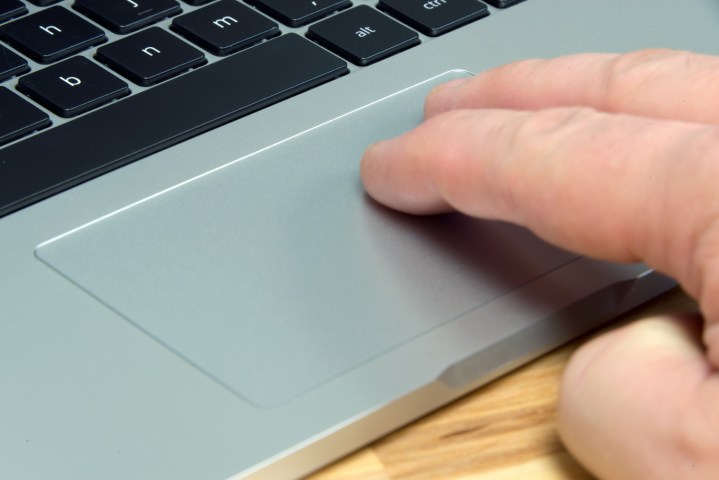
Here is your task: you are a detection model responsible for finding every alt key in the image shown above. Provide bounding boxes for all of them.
[307,5,419,66]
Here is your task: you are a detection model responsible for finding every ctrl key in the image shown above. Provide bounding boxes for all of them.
[0,87,51,147]
[379,0,489,37]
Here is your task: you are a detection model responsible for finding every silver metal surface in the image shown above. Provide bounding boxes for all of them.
[0,0,716,479]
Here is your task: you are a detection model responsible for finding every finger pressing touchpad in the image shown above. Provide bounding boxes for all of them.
[36,72,576,407]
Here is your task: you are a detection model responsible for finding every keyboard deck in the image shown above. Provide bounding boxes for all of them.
[0,0,523,218]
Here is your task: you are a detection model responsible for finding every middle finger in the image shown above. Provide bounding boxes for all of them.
[426,50,719,124]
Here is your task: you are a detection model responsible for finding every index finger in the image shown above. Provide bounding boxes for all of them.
[360,106,719,333]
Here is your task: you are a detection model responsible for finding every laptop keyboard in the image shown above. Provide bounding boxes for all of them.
[0,0,523,218]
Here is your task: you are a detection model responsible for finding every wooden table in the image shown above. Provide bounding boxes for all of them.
[308,288,697,480]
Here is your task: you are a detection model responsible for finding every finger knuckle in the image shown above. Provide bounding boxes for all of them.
[602,49,696,111]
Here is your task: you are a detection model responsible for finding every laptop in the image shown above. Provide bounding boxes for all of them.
[0,0,715,478]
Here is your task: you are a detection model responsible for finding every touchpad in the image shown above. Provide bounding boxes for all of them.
[36,72,576,406]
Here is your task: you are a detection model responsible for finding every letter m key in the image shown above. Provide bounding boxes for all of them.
[213,16,238,28]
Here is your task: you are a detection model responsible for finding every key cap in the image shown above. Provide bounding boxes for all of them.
[306,5,419,66]
[0,7,106,64]
[0,44,29,81]
[0,0,26,24]
[0,34,348,218]
[483,0,525,7]
[17,56,130,117]
[74,0,182,35]
[27,0,61,6]
[171,0,280,56]
[245,0,351,27]
[96,27,206,86]
[181,0,214,5]
[378,0,489,37]
[0,87,50,146]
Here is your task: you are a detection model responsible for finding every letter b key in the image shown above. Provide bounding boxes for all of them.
[17,57,129,118]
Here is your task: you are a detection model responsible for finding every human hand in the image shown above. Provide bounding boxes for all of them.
[360,50,719,479]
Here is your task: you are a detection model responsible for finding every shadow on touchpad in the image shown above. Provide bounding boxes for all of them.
[35,72,576,407]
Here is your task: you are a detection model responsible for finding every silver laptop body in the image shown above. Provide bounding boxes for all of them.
[1,0,716,478]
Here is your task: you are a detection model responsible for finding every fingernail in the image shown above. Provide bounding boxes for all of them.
[360,141,390,192]
[426,78,469,115]
[429,78,468,99]
[361,140,389,167]
[439,78,470,90]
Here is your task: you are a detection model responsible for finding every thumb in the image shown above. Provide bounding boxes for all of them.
[558,313,719,479]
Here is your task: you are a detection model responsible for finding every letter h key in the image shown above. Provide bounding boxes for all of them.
[0,6,106,64]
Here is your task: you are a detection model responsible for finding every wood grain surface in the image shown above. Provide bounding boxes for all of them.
[308,289,698,479]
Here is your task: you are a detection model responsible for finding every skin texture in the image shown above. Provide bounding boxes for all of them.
[360,50,719,479]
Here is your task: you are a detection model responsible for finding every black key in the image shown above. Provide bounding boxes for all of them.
[0,0,26,23]
[245,0,351,27]
[74,0,182,35]
[0,44,29,81]
[181,0,215,5]
[483,0,525,7]
[0,87,50,146]
[378,0,489,37]
[306,5,419,66]
[171,0,280,56]
[0,7,106,64]
[27,0,61,5]
[17,56,130,117]
[0,34,348,218]
[96,27,206,86]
